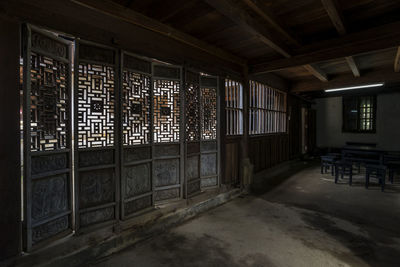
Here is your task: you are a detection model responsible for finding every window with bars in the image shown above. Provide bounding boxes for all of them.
[249,80,287,135]
[225,79,243,135]
[343,95,376,133]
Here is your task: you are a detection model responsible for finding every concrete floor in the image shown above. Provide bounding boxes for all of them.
[91,164,400,267]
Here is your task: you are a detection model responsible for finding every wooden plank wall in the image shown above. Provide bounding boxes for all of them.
[223,137,241,186]
[288,95,304,159]
[249,94,310,173]
[249,135,289,173]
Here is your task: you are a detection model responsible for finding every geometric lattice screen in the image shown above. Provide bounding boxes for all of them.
[201,86,217,140]
[122,70,151,145]
[22,25,219,250]
[185,71,200,142]
[30,52,69,151]
[153,79,180,143]
[77,63,115,148]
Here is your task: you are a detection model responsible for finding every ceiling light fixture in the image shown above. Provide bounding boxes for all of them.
[324,83,384,92]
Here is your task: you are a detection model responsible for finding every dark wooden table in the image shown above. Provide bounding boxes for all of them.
[342,145,384,165]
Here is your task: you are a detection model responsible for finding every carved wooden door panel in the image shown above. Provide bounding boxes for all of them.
[184,70,202,197]
[184,72,220,197]
[22,25,73,251]
[120,52,154,219]
[152,64,183,202]
[74,40,119,231]
[200,75,219,189]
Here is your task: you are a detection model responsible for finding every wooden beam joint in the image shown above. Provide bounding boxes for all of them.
[304,64,329,82]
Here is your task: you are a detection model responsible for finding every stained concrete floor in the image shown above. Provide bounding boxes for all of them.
[91,163,400,267]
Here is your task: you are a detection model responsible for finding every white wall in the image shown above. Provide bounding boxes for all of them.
[314,93,400,151]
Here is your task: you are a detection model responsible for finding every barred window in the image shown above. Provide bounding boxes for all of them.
[343,95,376,133]
[249,80,287,135]
[225,79,243,135]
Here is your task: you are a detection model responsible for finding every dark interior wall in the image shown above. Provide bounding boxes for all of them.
[0,0,242,77]
[0,16,21,260]
[314,93,400,151]
[288,95,304,159]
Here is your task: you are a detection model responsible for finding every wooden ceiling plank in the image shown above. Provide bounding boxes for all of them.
[250,21,400,74]
[71,0,246,66]
[394,47,400,72]
[203,0,291,58]
[304,64,329,82]
[240,0,300,46]
[345,56,360,77]
[291,69,397,92]
[321,0,346,35]
[321,0,362,78]
[158,0,197,22]
[240,0,329,82]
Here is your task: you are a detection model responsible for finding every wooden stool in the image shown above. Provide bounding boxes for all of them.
[321,155,337,176]
[335,160,353,185]
[365,164,387,192]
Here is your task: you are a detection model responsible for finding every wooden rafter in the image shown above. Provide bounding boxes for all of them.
[304,64,329,82]
[238,0,328,81]
[394,47,400,72]
[345,56,360,77]
[321,0,361,77]
[203,0,291,58]
[250,21,400,74]
[321,0,346,35]
[240,0,300,46]
[70,0,246,66]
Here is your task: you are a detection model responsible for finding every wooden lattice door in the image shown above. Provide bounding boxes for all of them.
[152,64,184,202]
[199,75,220,189]
[120,52,154,218]
[184,71,220,198]
[22,25,73,250]
[73,40,120,231]
[185,71,202,197]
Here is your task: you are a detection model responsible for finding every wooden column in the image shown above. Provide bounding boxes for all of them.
[219,76,227,185]
[0,16,21,261]
[241,67,250,159]
[240,66,252,189]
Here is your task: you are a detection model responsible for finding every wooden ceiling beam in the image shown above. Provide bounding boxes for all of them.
[203,0,291,58]
[321,0,346,35]
[158,0,197,22]
[394,47,400,72]
[291,69,398,92]
[345,56,360,77]
[250,21,400,74]
[321,0,361,78]
[240,0,300,46]
[70,0,246,66]
[304,64,329,82]
[239,0,330,82]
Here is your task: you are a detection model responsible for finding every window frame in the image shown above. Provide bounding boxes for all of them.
[342,95,377,133]
[249,80,287,136]
[225,79,244,136]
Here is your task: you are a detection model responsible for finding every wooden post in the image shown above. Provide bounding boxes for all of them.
[219,76,227,185]
[241,67,250,159]
[240,66,253,190]
[0,16,21,261]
